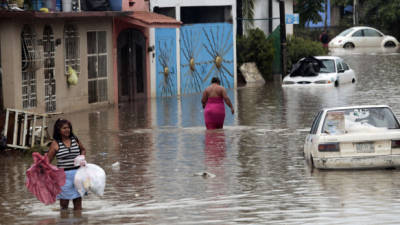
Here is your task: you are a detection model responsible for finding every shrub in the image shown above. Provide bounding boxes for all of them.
[237,28,275,81]
[286,35,328,71]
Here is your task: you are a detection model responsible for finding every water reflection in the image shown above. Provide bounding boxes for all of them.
[35,210,88,225]
[204,130,226,167]
[329,46,400,56]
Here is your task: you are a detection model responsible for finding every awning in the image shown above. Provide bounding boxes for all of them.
[121,11,182,28]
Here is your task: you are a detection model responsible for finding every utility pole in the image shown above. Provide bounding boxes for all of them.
[279,0,287,80]
[353,0,358,26]
[268,0,272,34]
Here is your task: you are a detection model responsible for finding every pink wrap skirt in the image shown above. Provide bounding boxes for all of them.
[204,97,225,129]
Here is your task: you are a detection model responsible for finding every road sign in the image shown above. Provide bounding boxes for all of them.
[285,14,299,24]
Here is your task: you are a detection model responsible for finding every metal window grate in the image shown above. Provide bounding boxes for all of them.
[87,31,107,103]
[21,25,37,109]
[43,25,56,112]
[64,24,80,76]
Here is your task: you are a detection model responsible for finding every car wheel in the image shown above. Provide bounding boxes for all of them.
[343,42,355,49]
[334,80,339,87]
[384,41,396,48]
[352,78,356,83]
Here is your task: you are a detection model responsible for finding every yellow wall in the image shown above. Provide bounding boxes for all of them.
[0,17,115,114]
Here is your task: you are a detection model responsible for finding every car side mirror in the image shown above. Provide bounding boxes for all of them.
[338,69,345,73]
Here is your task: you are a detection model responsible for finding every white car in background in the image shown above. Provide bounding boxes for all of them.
[329,26,399,49]
[282,56,356,87]
[304,105,400,169]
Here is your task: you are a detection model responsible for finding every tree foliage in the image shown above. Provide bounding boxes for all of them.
[237,28,274,81]
[286,35,328,70]
[296,0,324,26]
[360,0,400,38]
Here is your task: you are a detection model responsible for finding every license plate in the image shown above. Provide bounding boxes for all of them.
[355,143,375,153]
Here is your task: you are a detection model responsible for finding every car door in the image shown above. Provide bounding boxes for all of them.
[351,29,365,47]
[363,28,384,47]
[305,110,323,161]
[337,59,352,83]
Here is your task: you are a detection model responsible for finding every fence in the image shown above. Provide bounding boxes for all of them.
[2,108,48,150]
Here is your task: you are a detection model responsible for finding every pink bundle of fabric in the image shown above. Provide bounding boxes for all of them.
[26,152,66,205]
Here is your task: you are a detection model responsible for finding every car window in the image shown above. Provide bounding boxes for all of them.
[322,107,400,135]
[310,111,323,134]
[342,62,350,70]
[338,28,355,36]
[352,30,363,37]
[336,60,343,71]
[364,29,383,37]
[319,59,336,73]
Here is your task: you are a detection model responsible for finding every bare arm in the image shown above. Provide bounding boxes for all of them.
[221,87,234,114]
[47,140,58,163]
[201,89,208,109]
[78,140,86,156]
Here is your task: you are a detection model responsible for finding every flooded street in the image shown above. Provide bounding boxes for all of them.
[3,49,400,224]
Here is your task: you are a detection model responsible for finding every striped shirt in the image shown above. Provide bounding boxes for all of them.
[56,136,81,169]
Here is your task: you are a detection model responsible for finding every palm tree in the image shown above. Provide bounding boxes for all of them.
[237,0,255,36]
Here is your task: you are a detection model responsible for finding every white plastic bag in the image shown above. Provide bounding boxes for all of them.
[74,155,87,167]
[74,163,106,197]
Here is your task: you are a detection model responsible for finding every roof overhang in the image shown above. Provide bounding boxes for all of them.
[120,11,182,28]
[0,11,133,19]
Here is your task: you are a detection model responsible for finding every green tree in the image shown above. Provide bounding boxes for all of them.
[296,0,324,26]
[237,28,274,81]
[360,0,400,39]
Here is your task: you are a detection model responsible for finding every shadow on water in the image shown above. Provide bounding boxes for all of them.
[3,51,400,224]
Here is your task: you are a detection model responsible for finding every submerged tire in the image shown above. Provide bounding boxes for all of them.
[343,42,355,49]
[384,41,396,48]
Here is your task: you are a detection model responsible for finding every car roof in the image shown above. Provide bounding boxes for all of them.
[322,105,391,112]
[314,56,340,60]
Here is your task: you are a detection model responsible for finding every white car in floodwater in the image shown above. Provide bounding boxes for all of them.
[282,56,356,87]
[304,105,400,169]
[329,26,399,49]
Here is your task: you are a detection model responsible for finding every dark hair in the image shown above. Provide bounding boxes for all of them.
[211,77,220,84]
[53,118,76,141]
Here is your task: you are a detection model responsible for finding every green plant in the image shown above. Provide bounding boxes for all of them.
[236,28,275,81]
[286,35,328,70]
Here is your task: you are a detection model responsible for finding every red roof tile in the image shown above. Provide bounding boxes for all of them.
[125,11,182,27]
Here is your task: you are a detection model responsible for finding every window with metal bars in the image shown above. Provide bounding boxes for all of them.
[64,24,80,77]
[21,25,37,109]
[87,31,107,103]
[43,25,56,112]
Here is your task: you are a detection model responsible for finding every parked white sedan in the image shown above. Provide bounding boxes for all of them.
[282,56,356,87]
[329,26,399,49]
[304,105,400,169]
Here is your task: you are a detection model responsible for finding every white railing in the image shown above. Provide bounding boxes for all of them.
[2,108,48,149]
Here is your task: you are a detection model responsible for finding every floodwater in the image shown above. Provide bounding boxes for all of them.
[2,47,400,225]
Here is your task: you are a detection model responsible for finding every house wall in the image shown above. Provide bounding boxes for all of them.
[0,18,114,114]
[252,0,293,36]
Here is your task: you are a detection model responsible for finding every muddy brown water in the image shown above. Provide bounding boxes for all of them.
[2,48,400,224]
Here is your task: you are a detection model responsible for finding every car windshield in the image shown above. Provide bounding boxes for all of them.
[338,28,355,37]
[322,107,400,134]
[319,59,336,73]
